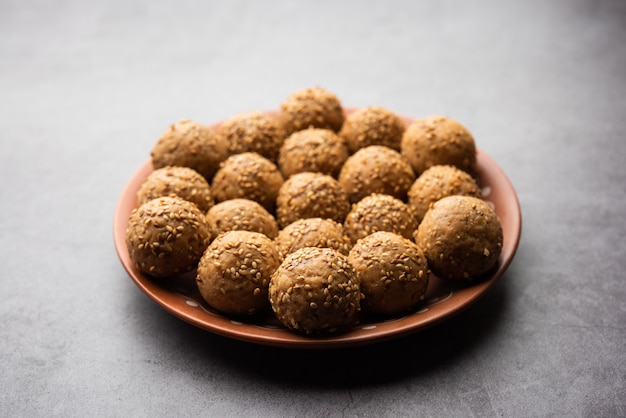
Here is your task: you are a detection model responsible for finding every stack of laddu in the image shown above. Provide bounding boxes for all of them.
[125,86,503,336]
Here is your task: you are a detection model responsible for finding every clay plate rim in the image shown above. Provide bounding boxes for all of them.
[113,110,522,349]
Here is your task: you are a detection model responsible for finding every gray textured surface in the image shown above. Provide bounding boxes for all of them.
[1,0,625,416]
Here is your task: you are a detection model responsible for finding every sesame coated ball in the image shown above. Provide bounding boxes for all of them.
[276,171,351,228]
[269,247,361,335]
[275,217,352,260]
[196,230,280,316]
[206,198,279,239]
[343,194,418,244]
[401,116,477,176]
[137,166,214,212]
[125,196,212,278]
[339,106,406,153]
[151,120,229,181]
[349,231,429,315]
[211,152,284,212]
[278,128,349,178]
[408,165,481,222]
[414,195,503,281]
[278,87,345,136]
[217,112,286,161]
[338,145,415,204]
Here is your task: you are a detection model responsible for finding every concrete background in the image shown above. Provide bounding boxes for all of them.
[1,0,625,416]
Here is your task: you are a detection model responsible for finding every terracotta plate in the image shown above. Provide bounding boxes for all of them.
[113,111,522,349]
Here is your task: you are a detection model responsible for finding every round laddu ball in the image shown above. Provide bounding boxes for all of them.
[151,120,229,181]
[401,116,477,176]
[211,152,284,212]
[349,231,429,316]
[269,247,361,335]
[275,217,352,260]
[278,128,349,178]
[206,198,279,239]
[217,112,286,161]
[343,194,418,244]
[338,145,415,204]
[408,165,481,222]
[125,196,212,278]
[278,86,345,136]
[414,195,503,281]
[137,166,214,212]
[276,172,351,228]
[196,230,280,316]
[339,106,406,153]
